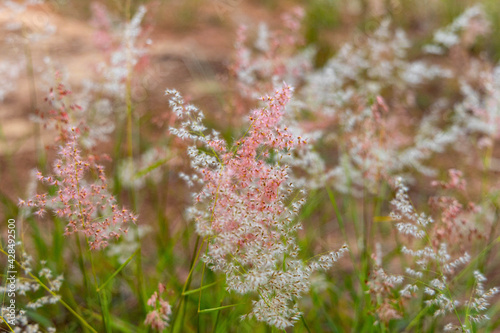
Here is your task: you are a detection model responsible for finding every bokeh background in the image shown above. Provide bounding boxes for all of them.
[2,0,500,332]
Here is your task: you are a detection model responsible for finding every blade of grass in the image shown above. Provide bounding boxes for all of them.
[198,303,244,313]
[87,309,138,332]
[0,315,15,332]
[182,281,219,296]
[326,187,349,245]
[134,158,169,179]
[326,187,359,275]
[171,235,202,332]
[25,216,48,259]
[212,297,224,333]
[97,247,140,292]
[301,314,312,333]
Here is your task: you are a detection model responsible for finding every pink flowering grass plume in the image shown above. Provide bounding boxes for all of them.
[23,3,154,150]
[33,76,119,150]
[19,129,137,250]
[431,169,466,191]
[429,169,485,245]
[294,20,457,193]
[34,78,84,145]
[145,283,172,331]
[88,3,151,100]
[369,176,498,330]
[168,83,348,329]
[232,7,313,99]
[90,2,114,52]
[424,4,490,55]
[367,266,404,325]
[48,2,153,149]
[450,59,500,155]
[231,9,498,195]
[367,243,404,325]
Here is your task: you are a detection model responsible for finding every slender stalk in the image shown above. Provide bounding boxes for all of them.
[481,142,493,197]
[182,281,219,296]
[326,188,360,276]
[125,56,134,159]
[125,0,134,160]
[198,303,243,313]
[181,237,206,328]
[171,236,202,331]
[75,234,90,295]
[198,248,209,312]
[361,185,371,277]
[97,247,140,292]
[480,206,500,270]
[22,27,44,168]
[301,314,312,333]
[74,154,111,332]
[123,0,146,313]
[0,315,15,332]
[87,243,111,333]
[212,298,223,332]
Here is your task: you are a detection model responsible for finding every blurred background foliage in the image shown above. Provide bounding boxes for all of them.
[48,0,500,63]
